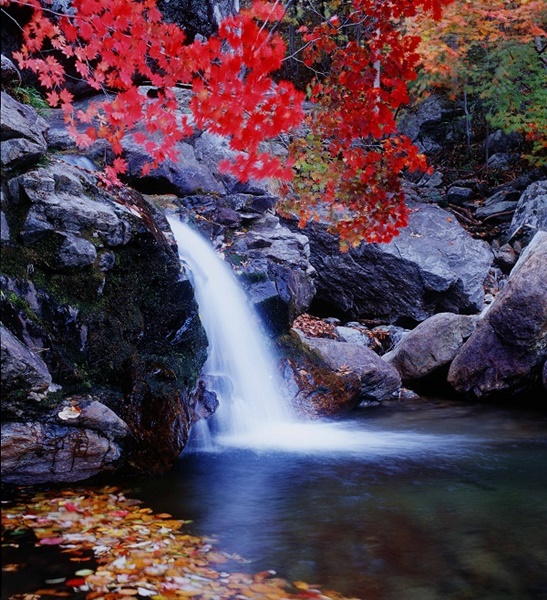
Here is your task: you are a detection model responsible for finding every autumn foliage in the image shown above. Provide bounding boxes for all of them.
[4,0,453,245]
[408,0,547,165]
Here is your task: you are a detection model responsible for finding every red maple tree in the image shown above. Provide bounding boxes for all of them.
[3,0,452,246]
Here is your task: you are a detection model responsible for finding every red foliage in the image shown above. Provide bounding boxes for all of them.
[11,0,303,184]
[279,0,452,247]
[7,0,452,246]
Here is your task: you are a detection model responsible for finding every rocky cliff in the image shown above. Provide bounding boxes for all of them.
[1,90,208,484]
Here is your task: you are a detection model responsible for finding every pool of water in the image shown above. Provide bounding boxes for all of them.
[129,399,547,600]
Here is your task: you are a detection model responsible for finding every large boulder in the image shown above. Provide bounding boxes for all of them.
[298,201,493,325]
[294,331,402,403]
[448,231,547,400]
[1,155,208,483]
[277,333,362,419]
[384,313,479,382]
[225,213,316,335]
[398,95,461,156]
[1,399,131,485]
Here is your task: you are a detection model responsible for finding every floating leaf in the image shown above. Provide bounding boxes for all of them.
[39,537,64,545]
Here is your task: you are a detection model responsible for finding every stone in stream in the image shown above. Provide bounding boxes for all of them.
[384,313,480,383]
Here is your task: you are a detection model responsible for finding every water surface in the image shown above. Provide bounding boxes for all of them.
[131,400,547,600]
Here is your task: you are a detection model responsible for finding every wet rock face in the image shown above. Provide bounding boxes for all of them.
[297,201,493,325]
[448,231,547,401]
[1,94,208,483]
[278,333,362,419]
[1,323,53,408]
[294,331,401,404]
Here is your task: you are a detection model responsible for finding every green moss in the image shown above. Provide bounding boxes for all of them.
[2,291,42,325]
[11,86,50,115]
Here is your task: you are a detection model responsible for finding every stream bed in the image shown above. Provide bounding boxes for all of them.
[130,399,547,600]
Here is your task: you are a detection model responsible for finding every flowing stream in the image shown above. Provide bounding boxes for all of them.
[162,217,547,599]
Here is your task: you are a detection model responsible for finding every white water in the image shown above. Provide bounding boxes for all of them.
[168,216,473,456]
[168,217,291,440]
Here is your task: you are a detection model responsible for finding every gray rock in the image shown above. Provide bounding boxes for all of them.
[371,325,409,354]
[476,189,521,220]
[448,231,547,400]
[2,156,208,481]
[77,399,131,439]
[447,186,474,206]
[334,325,373,347]
[280,356,362,419]
[487,152,518,170]
[492,242,517,272]
[508,180,547,241]
[1,421,124,485]
[299,201,493,324]
[1,210,10,242]
[0,91,48,171]
[1,54,21,88]
[58,233,98,267]
[398,95,457,155]
[193,131,271,195]
[384,313,479,382]
[543,361,547,390]
[124,137,226,196]
[227,214,316,331]
[14,163,132,246]
[296,332,401,402]
[483,129,523,155]
[1,323,53,406]
[157,0,239,40]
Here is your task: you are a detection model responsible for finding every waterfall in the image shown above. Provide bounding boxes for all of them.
[167,217,291,445]
[168,216,473,456]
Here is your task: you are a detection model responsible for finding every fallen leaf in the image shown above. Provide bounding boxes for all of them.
[39,537,64,545]
[57,406,81,420]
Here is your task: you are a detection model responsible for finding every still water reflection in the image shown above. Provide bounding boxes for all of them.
[131,400,547,600]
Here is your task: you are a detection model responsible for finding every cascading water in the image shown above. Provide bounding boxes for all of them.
[167,216,291,445]
[168,215,473,456]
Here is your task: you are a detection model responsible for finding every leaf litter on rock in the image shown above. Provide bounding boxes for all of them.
[2,487,361,600]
